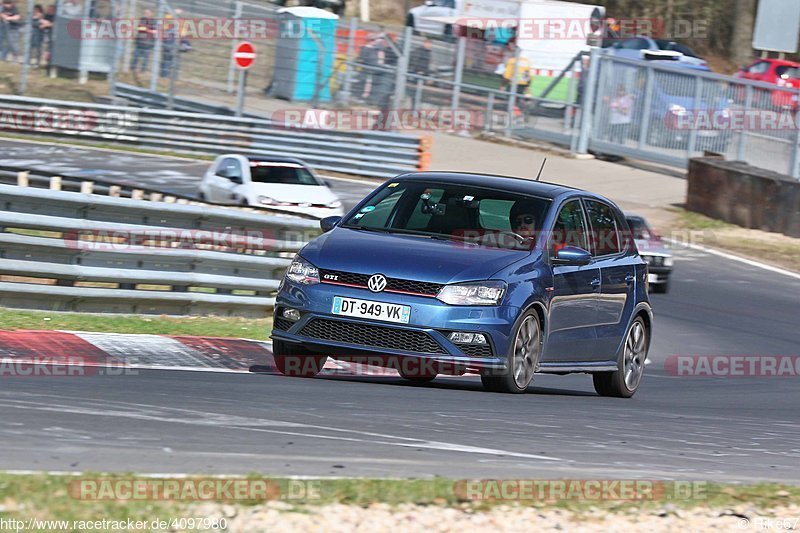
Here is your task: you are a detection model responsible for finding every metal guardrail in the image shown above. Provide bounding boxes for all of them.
[0,94,431,179]
[0,184,320,316]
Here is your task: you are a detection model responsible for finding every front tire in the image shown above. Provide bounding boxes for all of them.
[272,340,327,378]
[481,311,541,393]
[593,316,648,398]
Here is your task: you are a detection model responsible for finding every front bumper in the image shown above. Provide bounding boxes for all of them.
[272,281,521,371]
[647,266,672,284]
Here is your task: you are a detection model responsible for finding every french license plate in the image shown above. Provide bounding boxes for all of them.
[332,296,411,324]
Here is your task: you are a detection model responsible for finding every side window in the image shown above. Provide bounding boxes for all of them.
[621,38,649,50]
[584,200,621,255]
[478,199,514,231]
[217,158,242,180]
[549,200,589,256]
[747,61,770,75]
[351,190,403,228]
[406,188,445,230]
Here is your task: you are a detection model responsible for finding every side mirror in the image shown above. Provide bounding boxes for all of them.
[552,246,592,266]
[320,216,342,233]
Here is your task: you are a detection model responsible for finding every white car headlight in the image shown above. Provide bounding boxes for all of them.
[259,196,293,206]
[669,104,687,115]
[436,281,506,306]
[327,200,343,209]
[664,257,674,267]
[285,256,320,285]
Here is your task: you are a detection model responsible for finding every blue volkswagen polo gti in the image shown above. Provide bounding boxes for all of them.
[271,172,653,396]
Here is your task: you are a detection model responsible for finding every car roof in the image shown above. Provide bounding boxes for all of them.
[392,171,582,200]
[240,155,308,165]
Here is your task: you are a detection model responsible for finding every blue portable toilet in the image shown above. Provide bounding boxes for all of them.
[273,7,339,103]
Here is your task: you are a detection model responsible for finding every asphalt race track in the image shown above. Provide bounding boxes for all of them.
[1,140,799,482]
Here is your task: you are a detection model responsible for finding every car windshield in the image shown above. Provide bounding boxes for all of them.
[626,217,653,240]
[655,40,699,58]
[249,162,321,185]
[341,181,551,250]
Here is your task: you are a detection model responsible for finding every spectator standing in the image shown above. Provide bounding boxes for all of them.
[608,85,633,143]
[408,38,432,77]
[30,4,45,66]
[0,0,21,62]
[159,12,176,78]
[130,8,155,73]
[501,44,532,97]
[41,4,54,66]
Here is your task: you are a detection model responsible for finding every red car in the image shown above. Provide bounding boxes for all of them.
[735,58,800,109]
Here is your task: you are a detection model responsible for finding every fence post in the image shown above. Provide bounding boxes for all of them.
[226,1,243,93]
[108,0,126,98]
[413,78,423,111]
[484,91,495,133]
[339,17,358,104]
[505,45,522,138]
[736,84,752,161]
[451,36,466,111]
[19,0,34,94]
[123,0,137,73]
[637,66,654,150]
[393,26,413,112]
[790,113,800,179]
[149,0,165,92]
[577,47,601,154]
[686,77,703,157]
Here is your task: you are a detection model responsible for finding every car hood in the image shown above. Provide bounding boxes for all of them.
[635,238,671,256]
[300,227,530,284]
[246,183,339,204]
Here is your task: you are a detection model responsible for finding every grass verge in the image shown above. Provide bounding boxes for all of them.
[0,473,798,523]
[664,207,800,273]
[0,307,271,339]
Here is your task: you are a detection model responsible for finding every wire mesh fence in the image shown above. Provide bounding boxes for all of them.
[3,1,800,179]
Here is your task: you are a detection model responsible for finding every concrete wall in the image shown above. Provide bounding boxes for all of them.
[687,157,800,238]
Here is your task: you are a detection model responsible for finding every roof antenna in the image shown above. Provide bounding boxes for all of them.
[535,158,547,182]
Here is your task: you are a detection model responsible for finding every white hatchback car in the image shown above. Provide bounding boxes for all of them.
[199,155,344,218]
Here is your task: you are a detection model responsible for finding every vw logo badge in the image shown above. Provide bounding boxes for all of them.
[367,274,387,293]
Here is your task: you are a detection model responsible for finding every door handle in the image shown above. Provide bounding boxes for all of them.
[625,273,636,283]
[590,278,601,287]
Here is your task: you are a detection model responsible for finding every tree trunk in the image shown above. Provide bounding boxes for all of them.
[730,0,756,66]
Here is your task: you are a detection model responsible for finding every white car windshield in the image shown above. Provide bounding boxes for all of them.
[249,162,321,185]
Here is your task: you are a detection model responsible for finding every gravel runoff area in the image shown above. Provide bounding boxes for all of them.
[190,502,800,532]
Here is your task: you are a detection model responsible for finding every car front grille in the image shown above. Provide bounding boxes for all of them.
[273,317,295,332]
[458,344,495,358]
[320,270,443,297]
[299,318,447,354]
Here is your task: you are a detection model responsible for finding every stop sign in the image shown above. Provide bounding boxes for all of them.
[234,42,256,69]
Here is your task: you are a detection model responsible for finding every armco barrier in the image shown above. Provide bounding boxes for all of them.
[0,94,427,179]
[0,184,320,316]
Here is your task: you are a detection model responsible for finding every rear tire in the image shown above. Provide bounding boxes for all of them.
[481,311,541,394]
[272,340,327,378]
[593,316,648,398]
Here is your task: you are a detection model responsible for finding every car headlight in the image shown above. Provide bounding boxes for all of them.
[285,256,320,285]
[641,255,653,265]
[327,200,342,209]
[436,281,506,306]
[664,257,674,267]
[259,196,292,206]
[669,104,686,115]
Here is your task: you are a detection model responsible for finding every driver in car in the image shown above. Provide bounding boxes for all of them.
[510,200,539,246]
